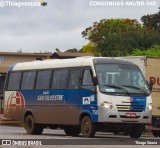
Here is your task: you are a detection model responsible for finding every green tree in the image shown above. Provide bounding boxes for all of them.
[65,48,79,52]
[141,11,160,32]
[82,19,160,57]
[80,42,98,55]
[55,48,61,52]
[129,45,160,57]
[55,48,79,53]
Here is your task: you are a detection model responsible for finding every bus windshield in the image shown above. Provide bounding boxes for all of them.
[95,63,150,96]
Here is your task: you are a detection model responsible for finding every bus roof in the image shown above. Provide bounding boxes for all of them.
[9,57,135,71]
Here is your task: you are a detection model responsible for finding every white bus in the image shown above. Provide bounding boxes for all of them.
[3,57,152,138]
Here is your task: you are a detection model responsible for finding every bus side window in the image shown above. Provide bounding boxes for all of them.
[35,70,52,90]
[68,70,80,89]
[82,70,93,86]
[82,69,95,91]
[51,69,68,89]
[21,71,37,90]
[7,72,22,90]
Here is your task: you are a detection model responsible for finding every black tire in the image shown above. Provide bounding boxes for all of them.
[81,116,96,138]
[64,126,80,136]
[35,124,44,135]
[152,130,160,137]
[128,125,143,138]
[25,115,43,135]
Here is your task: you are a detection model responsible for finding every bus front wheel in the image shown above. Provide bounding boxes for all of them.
[81,115,96,138]
[25,115,43,135]
[128,124,143,138]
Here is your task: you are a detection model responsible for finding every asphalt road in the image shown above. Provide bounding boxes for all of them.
[0,125,160,148]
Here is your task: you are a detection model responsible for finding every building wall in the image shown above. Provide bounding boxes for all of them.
[0,53,51,74]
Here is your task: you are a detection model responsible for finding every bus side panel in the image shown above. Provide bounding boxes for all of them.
[4,91,25,121]
[4,89,97,125]
[34,89,97,125]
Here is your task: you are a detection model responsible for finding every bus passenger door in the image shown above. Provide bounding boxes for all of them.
[80,69,98,123]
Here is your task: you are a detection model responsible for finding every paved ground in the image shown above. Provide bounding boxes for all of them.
[1,114,158,148]
[0,125,159,148]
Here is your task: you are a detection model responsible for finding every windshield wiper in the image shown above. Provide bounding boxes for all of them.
[122,85,148,95]
[102,85,130,95]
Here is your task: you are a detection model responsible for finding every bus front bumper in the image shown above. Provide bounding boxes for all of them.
[98,107,152,123]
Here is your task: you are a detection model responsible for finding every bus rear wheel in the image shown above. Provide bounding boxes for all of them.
[25,115,43,135]
[81,116,96,138]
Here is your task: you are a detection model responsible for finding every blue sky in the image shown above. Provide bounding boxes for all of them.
[0,0,159,53]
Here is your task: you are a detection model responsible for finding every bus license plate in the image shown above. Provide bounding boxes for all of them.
[126,112,136,117]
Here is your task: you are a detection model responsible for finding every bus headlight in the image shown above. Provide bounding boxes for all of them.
[101,101,114,109]
[147,103,152,111]
[109,104,113,109]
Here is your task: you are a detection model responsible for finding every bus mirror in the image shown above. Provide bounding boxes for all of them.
[92,76,98,86]
[146,80,154,91]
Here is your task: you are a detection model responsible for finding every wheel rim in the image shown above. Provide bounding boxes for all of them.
[82,117,91,135]
[27,118,32,129]
[25,116,33,133]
